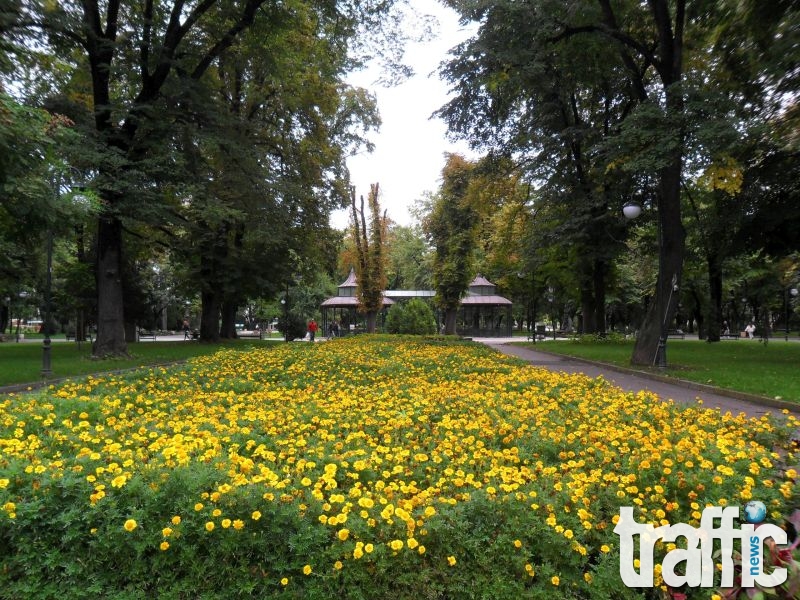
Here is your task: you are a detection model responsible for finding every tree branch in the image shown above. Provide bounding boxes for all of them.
[140,0,154,83]
[191,0,266,80]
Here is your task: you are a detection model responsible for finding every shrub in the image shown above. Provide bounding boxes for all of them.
[385,298,437,335]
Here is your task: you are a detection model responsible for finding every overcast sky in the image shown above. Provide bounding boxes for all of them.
[330,2,477,230]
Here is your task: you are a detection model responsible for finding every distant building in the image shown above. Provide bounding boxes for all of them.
[320,270,512,337]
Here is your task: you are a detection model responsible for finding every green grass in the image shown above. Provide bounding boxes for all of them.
[0,339,280,387]
[516,338,800,402]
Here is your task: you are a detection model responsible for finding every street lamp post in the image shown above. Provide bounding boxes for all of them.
[786,287,799,341]
[280,297,288,342]
[42,226,54,378]
[622,200,671,368]
[42,167,87,377]
[16,291,28,342]
[42,171,61,378]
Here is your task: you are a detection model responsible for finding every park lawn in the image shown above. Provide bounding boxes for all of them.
[516,339,800,402]
[0,339,278,387]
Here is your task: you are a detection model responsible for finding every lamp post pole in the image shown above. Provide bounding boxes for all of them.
[42,227,54,378]
[280,296,288,342]
[787,287,799,342]
[655,208,668,369]
[41,171,62,378]
[16,291,28,342]
[623,200,669,368]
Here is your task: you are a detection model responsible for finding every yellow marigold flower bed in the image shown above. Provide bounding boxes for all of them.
[0,336,796,599]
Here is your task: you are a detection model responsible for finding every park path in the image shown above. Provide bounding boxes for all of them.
[476,339,800,420]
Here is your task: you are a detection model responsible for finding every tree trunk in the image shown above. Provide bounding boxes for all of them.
[631,158,685,365]
[220,302,237,338]
[200,290,220,342]
[593,258,607,335]
[93,216,128,357]
[443,308,458,335]
[365,311,377,333]
[707,253,722,342]
[580,275,597,334]
[0,304,8,338]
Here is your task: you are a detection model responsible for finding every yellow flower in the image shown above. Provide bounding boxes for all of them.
[338,528,350,541]
[232,519,244,530]
[194,503,204,511]
[205,521,215,532]
[525,563,534,577]
[123,519,137,532]
[280,577,288,586]
[389,539,404,551]
[551,576,560,586]
[334,561,343,570]
[162,527,173,537]
[447,555,457,567]
[251,511,261,520]
[159,541,170,551]
[171,515,181,525]
[303,564,312,576]
[418,545,426,555]
[365,543,374,553]
[513,539,522,549]
[407,538,418,549]
[221,518,232,529]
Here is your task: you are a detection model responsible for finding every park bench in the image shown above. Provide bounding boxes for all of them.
[667,330,685,340]
[237,330,263,339]
[720,333,740,340]
[137,329,157,341]
[65,331,94,343]
[527,325,547,341]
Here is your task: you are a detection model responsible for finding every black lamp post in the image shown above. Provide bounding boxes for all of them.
[786,287,799,341]
[16,291,28,343]
[41,225,54,378]
[4,296,10,340]
[42,172,62,378]
[622,200,671,368]
[280,296,288,342]
[43,168,87,378]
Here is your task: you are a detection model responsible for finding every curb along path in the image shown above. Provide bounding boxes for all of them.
[480,341,800,421]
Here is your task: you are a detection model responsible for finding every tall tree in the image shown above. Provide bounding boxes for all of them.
[437,2,644,336]
[440,0,697,364]
[423,154,479,335]
[351,183,386,333]
[3,0,407,356]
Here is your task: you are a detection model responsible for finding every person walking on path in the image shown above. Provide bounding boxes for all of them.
[307,319,318,342]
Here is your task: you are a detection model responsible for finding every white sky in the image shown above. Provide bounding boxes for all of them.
[330,2,477,230]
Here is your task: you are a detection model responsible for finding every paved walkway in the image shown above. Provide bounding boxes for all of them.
[474,338,800,420]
